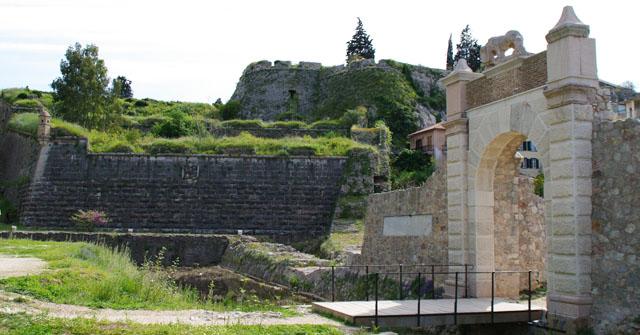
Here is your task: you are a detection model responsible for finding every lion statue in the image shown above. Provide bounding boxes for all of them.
[480,30,531,67]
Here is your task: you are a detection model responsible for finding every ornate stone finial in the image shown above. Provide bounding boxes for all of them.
[480,30,531,68]
[546,6,590,43]
[453,59,472,72]
[553,6,585,29]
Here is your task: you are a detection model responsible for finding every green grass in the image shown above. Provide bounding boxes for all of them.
[0,239,294,314]
[0,313,344,335]
[0,88,54,110]
[7,113,372,156]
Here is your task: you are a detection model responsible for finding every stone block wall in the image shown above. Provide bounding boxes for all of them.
[466,52,547,109]
[20,137,348,241]
[360,168,448,276]
[0,231,229,267]
[0,132,41,221]
[591,118,640,334]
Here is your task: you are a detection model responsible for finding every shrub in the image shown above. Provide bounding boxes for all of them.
[0,196,17,223]
[13,99,42,108]
[340,106,367,127]
[534,173,544,197]
[16,92,29,100]
[152,109,195,138]
[70,210,109,231]
[134,99,148,107]
[219,100,241,120]
[391,149,434,189]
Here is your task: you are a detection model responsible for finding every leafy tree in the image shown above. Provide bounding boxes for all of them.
[346,18,375,62]
[454,25,482,72]
[446,34,454,71]
[219,100,241,120]
[114,76,133,98]
[51,43,118,130]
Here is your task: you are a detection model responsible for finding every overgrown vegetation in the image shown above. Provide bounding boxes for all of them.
[7,113,373,156]
[391,149,435,189]
[0,239,294,314]
[534,173,544,197]
[0,313,343,335]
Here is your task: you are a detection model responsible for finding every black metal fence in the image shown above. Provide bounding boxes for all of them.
[318,264,538,328]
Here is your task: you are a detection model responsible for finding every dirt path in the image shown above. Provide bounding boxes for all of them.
[0,255,47,279]
[0,291,342,326]
[0,254,359,332]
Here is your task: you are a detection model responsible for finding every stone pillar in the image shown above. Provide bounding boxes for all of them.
[440,60,483,296]
[543,6,597,325]
[37,106,51,144]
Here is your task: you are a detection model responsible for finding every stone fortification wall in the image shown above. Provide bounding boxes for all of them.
[360,168,448,272]
[591,118,640,334]
[230,59,445,126]
[20,137,348,241]
[0,231,229,267]
[231,61,323,120]
[466,52,547,109]
[0,132,41,221]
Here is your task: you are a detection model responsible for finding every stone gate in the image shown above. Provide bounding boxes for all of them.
[442,6,596,325]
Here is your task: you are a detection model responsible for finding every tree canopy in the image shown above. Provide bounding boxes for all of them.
[114,76,133,98]
[51,43,119,130]
[454,25,482,72]
[346,18,375,62]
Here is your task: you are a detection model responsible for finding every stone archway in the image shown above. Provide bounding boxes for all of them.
[441,6,597,324]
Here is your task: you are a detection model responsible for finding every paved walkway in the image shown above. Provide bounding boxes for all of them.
[0,255,46,279]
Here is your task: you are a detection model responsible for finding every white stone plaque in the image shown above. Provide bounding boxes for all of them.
[383,215,432,236]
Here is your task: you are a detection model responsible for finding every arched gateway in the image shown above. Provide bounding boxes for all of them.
[442,6,596,324]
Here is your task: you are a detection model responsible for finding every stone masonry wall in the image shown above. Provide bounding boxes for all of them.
[591,118,640,334]
[0,231,229,267]
[466,52,547,109]
[20,137,347,241]
[493,139,546,297]
[0,132,41,221]
[360,167,448,279]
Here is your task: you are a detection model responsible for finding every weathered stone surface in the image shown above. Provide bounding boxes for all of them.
[591,118,640,334]
[0,132,40,220]
[0,231,229,266]
[230,60,444,122]
[466,52,547,109]
[19,138,348,240]
[360,168,448,271]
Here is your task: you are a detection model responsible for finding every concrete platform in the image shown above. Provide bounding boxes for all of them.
[313,298,544,327]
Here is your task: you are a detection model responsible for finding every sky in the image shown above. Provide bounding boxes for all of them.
[0,0,638,103]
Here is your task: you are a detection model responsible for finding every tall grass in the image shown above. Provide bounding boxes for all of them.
[0,239,293,313]
[6,113,372,156]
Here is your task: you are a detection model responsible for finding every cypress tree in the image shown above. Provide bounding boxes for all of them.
[446,34,454,71]
[346,18,376,62]
[454,25,482,72]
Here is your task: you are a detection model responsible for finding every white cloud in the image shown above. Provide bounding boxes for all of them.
[0,0,637,101]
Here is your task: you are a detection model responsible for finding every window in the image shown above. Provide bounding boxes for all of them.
[427,136,432,147]
[531,158,540,169]
[415,139,423,149]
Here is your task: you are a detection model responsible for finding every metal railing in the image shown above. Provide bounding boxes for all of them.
[318,263,472,302]
[321,266,538,328]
